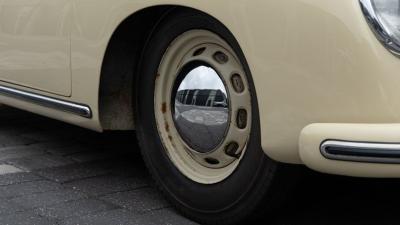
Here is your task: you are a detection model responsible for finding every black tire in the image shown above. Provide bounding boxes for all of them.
[135,8,295,225]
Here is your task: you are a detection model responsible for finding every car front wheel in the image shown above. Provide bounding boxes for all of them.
[136,9,295,225]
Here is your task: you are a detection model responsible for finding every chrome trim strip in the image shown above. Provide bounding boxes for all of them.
[321,140,400,164]
[359,0,400,56]
[0,85,92,118]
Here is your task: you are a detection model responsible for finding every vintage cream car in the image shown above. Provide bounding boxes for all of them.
[0,0,398,224]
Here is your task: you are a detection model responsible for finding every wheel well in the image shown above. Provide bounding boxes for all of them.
[99,5,175,130]
[98,6,235,131]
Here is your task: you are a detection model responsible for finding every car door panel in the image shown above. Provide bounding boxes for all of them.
[0,0,71,96]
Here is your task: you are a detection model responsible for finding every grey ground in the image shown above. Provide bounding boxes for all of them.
[0,104,398,225]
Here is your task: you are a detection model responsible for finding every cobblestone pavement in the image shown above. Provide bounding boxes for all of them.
[0,104,400,225]
[0,105,198,225]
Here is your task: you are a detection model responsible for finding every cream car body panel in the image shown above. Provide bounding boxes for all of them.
[0,0,72,96]
[0,0,400,176]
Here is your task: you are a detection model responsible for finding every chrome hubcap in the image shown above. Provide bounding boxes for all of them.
[173,62,229,153]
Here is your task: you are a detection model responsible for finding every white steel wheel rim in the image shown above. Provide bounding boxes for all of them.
[154,30,252,184]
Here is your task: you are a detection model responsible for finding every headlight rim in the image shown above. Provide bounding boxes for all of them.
[360,0,400,56]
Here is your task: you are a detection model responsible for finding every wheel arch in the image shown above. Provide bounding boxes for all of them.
[98,5,174,130]
[97,4,248,131]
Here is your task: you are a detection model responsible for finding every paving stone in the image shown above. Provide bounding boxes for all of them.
[103,157,148,178]
[100,187,170,214]
[35,198,118,220]
[20,130,69,142]
[0,211,58,225]
[0,180,62,199]
[31,141,79,153]
[0,134,37,148]
[0,164,24,174]
[61,208,199,225]
[61,209,139,225]
[0,172,42,186]
[35,162,112,183]
[67,151,111,163]
[0,145,46,161]
[64,175,149,196]
[0,199,28,215]
[44,145,92,156]
[0,124,36,136]
[76,132,138,150]
[10,189,87,209]
[6,154,76,171]
[0,106,198,225]
[135,208,199,225]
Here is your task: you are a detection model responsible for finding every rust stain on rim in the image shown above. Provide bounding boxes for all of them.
[165,122,170,132]
[161,102,167,114]
[168,135,176,148]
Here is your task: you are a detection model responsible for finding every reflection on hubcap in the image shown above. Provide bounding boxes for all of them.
[173,63,229,153]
